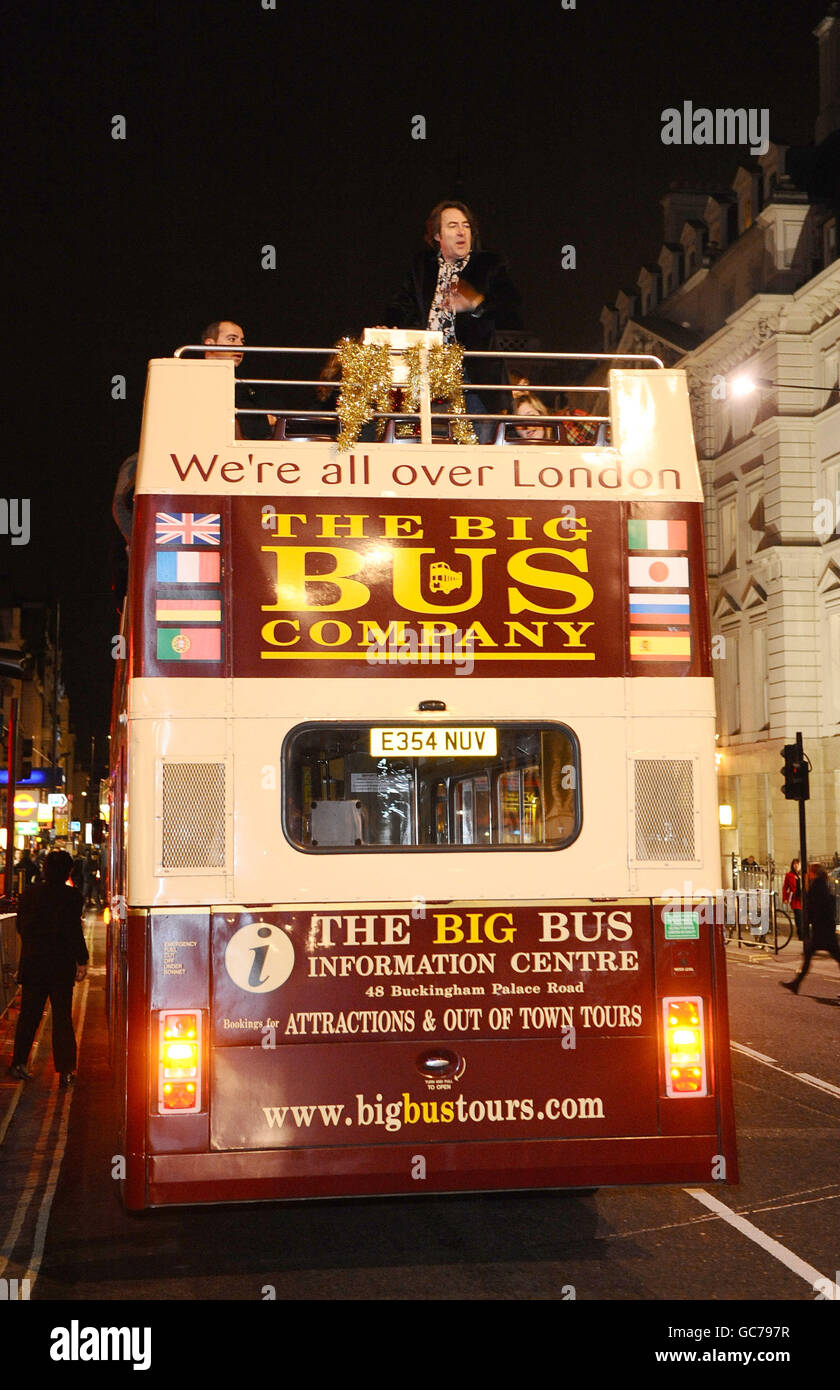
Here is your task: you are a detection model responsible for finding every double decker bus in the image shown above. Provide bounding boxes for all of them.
[107,341,737,1208]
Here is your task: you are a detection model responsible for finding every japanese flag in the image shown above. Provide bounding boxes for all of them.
[628,556,689,588]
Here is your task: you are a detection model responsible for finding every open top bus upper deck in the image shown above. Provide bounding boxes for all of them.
[134,344,703,504]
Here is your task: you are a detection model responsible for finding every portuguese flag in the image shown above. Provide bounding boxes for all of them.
[156,628,221,662]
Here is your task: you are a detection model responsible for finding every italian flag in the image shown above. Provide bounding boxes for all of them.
[627,519,687,551]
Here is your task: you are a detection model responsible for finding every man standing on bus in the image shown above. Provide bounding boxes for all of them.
[385,202,523,442]
[202,320,276,440]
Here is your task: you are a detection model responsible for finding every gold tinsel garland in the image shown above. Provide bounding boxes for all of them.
[400,342,477,445]
[335,340,393,452]
[335,338,477,449]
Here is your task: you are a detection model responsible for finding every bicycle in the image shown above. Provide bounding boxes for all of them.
[723,892,794,952]
[774,904,795,951]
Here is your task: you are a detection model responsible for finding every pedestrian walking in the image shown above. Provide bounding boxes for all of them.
[13,847,39,890]
[6,850,88,1087]
[782,858,803,940]
[83,850,101,909]
[781,863,840,995]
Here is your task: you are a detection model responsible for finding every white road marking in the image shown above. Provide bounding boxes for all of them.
[731,1042,776,1064]
[795,1072,840,1099]
[21,979,90,1289]
[685,1188,840,1299]
[0,1081,62,1275]
[732,1041,840,1098]
[0,923,94,1282]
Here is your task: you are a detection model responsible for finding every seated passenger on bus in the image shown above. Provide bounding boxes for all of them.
[555,391,600,445]
[385,201,523,443]
[202,320,276,440]
[513,392,554,442]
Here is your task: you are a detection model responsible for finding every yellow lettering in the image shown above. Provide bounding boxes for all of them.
[506,516,533,541]
[261,546,370,611]
[381,515,423,539]
[310,620,353,646]
[392,548,494,614]
[268,513,307,538]
[316,514,368,539]
[504,621,546,648]
[484,912,515,943]
[553,620,594,646]
[260,619,301,647]
[433,914,463,944]
[507,548,593,616]
[361,620,408,645]
[450,515,495,540]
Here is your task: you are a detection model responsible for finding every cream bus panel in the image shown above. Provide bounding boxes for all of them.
[126,677,720,907]
[134,359,704,504]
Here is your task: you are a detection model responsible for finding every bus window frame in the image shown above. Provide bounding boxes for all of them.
[281,720,582,854]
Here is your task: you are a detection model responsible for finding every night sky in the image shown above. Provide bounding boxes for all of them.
[4,0,831,768]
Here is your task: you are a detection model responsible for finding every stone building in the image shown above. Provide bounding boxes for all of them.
[598,8,840,878]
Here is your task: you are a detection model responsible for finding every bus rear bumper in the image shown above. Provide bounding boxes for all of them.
[146,1135,738,1207]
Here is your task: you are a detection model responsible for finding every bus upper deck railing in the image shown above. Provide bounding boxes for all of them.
[172,345,666,443]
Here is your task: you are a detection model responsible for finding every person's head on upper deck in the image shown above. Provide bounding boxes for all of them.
[203,320,245,367]
[425,201,480,262]
[514,393,551,441]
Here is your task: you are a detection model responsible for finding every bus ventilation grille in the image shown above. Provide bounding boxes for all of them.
[161,762,226,868]
[633,759,695,861]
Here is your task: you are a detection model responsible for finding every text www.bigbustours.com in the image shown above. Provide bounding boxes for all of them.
[262,1093,606,1132]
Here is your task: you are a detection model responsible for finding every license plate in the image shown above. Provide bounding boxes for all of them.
[370,727,498,757]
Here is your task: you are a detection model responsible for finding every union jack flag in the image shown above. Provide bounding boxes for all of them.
[155,512,221,546]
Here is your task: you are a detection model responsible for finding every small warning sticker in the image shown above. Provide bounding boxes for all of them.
[663,909,700,940]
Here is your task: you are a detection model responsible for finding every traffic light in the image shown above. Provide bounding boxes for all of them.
[781,743,810,801]
[20,737,34,780]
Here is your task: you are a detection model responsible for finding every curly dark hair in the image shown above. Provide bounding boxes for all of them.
[424,200,481,250]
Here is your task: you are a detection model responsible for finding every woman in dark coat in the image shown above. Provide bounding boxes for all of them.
[7,850,88,1087]
[782,863,840,994]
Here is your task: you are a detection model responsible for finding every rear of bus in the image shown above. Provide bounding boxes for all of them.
[108,348,737,1208]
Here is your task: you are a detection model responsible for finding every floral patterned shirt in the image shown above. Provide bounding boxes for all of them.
[427,252,471,343]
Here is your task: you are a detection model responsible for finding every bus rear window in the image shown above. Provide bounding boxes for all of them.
[283,724,580,851]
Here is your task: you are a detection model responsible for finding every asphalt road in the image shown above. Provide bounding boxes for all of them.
[1,915,837,1360]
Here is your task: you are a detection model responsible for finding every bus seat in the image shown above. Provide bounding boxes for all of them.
[272,416,337,442]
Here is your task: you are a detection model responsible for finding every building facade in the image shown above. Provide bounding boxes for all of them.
[599,8,840,877]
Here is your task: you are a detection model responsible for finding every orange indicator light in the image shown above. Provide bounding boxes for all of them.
[662,997,708,1098]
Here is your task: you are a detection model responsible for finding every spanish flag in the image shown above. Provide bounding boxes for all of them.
[630,633,691,661]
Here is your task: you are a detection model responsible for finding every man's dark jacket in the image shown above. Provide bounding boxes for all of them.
[16,882,89,985]
[386,248,523,384]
